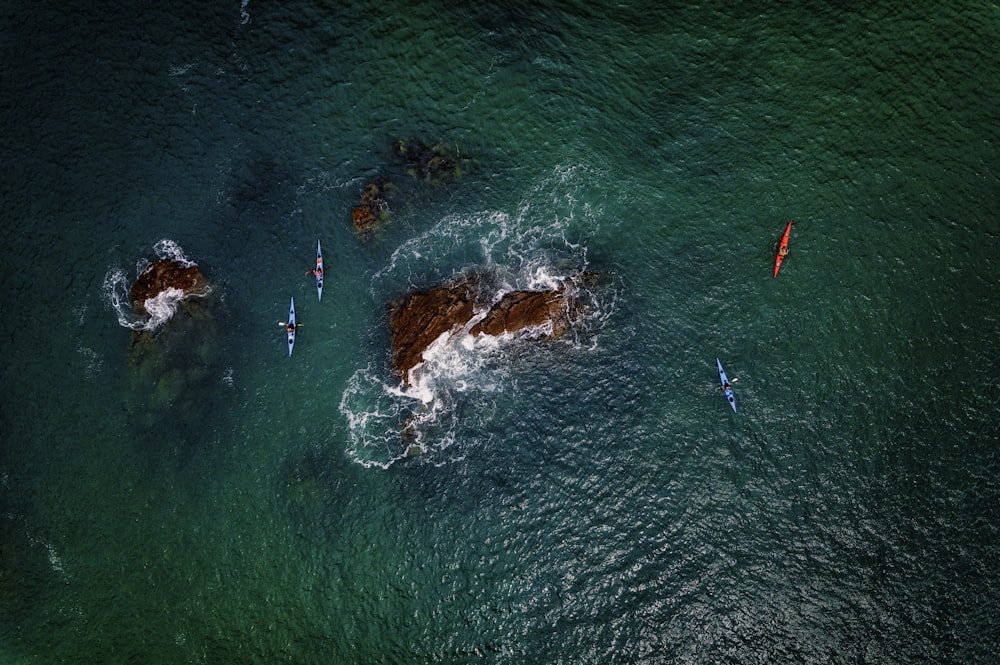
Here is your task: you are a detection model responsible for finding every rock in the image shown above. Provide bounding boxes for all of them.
[469,286,575,338]
[352,179,392,232]
[389,276,477,382]
[129,258,208,317]
[394,139,463,185]
[360,180,387,207]
[352,205,378,231]
[388,273,589,385]
[351,140,464,235]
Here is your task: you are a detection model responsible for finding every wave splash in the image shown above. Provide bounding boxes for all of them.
[341,164,613,468]
[102,239,206,333]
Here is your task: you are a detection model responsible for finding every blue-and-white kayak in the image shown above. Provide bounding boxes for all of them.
[717,358,736,412]
[287,297,296,357]
[315,239,324,302]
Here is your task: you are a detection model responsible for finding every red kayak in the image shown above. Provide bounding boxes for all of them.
[773,220,792,277]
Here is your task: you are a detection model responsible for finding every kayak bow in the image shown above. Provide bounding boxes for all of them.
[773,220,792,278]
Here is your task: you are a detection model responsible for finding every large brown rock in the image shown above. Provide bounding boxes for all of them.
[469,286,574,338]
[129,258,208,316]
[389,277,477,383]
[388,274,586,385]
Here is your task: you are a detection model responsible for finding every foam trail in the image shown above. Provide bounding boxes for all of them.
[153,238,196,266]
[103,268,148,331]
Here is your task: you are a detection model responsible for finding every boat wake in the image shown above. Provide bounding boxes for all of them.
[102,239,206,333]
[340,164,614,468]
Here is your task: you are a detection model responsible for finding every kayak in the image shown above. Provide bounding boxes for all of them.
[773,220,792,278]
[717,358,736,412]
[314,239,324,302]
[287,297,296,357]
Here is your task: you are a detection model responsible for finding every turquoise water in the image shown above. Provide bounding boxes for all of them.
[2,1,998,662]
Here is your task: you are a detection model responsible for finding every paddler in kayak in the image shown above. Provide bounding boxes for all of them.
[278,320,299,333]
[306,266,323,279]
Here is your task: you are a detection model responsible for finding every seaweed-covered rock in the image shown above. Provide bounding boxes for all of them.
[351,205,377,231]
[126,255,213,368]
[394,139,463,186]
[350,140,466,235]
[352,179,392,232]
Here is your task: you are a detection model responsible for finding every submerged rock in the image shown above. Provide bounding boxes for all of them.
[388,272,590,385]
[351,139,466,235]
[393,139,463,186]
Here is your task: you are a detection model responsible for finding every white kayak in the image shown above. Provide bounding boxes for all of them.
[286,297,296,357]
[314,239,324,302]
[717,358,736,412]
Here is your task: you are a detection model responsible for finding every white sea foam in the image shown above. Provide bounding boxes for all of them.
[405,327,504,404]
[103,268,145,330]
[27,532,68,579]
[46,542,65,575]
[340,366,421,470]
[340,316,517,468]
[142,287,191,329]
[239,0,250,25]
[153,238,196,267]
[168,63,195,77]
[76,346,104,378]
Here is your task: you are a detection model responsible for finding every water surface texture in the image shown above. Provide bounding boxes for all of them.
[2,2,998,663]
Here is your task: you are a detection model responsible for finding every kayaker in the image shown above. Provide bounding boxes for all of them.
[278,321,298,332]
[778,245,788,257]
[718,380,732,391]
[306,267,323,278]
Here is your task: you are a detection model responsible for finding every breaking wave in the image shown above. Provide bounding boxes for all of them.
[341,163,615,468]
[102,239,206,333]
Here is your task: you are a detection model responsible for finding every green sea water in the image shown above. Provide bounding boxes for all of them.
[2,1,998,663]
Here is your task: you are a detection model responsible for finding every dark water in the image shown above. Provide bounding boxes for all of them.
[2,1,998,663]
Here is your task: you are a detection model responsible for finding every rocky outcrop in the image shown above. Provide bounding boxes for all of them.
[389,273,588,385]
[129,258,208,316]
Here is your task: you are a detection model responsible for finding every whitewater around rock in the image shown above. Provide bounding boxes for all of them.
[389,271,595,387]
